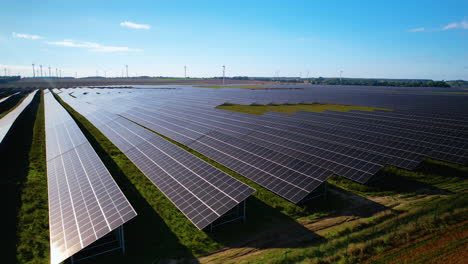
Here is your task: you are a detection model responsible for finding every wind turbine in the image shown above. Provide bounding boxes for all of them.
[48,66,51,77]
[125,65,128,78]
[40,65,43,77]
[32,64,35,78]
[222,65,226,86]
[184,65,187,79]
[56,68,58,78]
[339,70,343,83]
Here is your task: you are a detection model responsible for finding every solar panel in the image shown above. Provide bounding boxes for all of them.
[44,92,137,264]
[0,90,37,144]
[0,91,20,104]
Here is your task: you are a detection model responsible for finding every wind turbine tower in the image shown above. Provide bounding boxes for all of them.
[339,70,343,83]
[32,64,36,78]
[40,65,43,77]
[48,66,51,77]
[184,65,187,79]
[126,65,128,78]
[56,68,58,78]
[222,65,226,86]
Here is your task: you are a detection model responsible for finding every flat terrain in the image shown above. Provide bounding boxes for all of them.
[3,85,467,264]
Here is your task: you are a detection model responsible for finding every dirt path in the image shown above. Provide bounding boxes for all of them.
[198,189,420,264]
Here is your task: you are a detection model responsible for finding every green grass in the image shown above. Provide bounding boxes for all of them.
[15,92,50,264]
[216,103,392,115]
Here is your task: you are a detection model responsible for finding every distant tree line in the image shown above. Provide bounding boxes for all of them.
[229,76,451,87]
[446,80,468,88]
[0,76,21,83]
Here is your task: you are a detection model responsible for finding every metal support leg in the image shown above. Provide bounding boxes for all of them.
[243,200,247,223]
[120,225,126,256]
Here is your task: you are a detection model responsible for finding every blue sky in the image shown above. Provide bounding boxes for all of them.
[1,0,467,80]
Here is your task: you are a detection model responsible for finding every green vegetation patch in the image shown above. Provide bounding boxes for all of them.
[14,92,50,263]
[196,85,268,89]
[216,102,391,115]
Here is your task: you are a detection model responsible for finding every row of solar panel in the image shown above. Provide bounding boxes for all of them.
[0,90,37,144]
[44,92,137,264]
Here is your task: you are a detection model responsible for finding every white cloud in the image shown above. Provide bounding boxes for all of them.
[442,20,468,30]
[408,27,425,32]
[296,38,305,41]
[12,32,42,39]
[120,21,151,30]
[46,40,142,52]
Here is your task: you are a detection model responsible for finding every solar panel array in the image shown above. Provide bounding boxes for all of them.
[44,91,137,264]
[0,90,37,144]
[57,86,468,207]
[57,93,255,229]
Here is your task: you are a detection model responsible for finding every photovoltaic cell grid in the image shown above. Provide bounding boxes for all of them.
[0,90,37,144]
[44,91,137,264]
[57,93,255,229]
